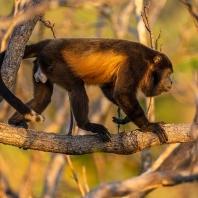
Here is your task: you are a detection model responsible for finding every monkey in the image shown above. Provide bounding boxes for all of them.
[0,38,173,143]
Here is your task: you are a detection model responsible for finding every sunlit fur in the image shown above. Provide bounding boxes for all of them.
[62,50,127,85]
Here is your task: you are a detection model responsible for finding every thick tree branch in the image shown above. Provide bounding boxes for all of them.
[0,123,194,155]
[1,0,45,89]
[84,168,198,198]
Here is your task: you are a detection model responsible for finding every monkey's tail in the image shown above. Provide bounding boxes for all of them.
[0,49,44,123]
[23,39,51,58]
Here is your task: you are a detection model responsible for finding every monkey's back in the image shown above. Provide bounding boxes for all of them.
[35,38,160,85]
[57,38,130,85]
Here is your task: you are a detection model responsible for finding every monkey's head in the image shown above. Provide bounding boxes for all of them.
[141,53,173,97]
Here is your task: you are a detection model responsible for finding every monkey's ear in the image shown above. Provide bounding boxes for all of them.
[153,55,162,64]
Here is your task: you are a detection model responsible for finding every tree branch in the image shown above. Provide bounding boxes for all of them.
[1,0,45,89]
[0,123,194,155]
[84,168,198,198]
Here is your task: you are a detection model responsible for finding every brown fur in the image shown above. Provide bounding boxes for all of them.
[62,50,127,85]
[0,38,173,143]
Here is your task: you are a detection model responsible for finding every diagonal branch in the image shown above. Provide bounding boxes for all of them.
[84,168,198,198]
[0,123,194,155]
[1,0,46,89]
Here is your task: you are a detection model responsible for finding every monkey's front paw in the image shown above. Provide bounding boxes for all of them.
[141,122,168,143]
[112,116,130,125]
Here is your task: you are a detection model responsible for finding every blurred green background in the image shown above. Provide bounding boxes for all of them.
[0,0,197,197]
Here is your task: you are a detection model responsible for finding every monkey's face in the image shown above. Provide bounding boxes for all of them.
[148,68,173,97]
[142,55,173,97]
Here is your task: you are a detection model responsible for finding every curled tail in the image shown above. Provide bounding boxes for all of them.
[0,40,51,124]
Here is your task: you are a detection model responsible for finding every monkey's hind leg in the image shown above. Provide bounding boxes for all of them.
[8,64,53,127]
[69,83,112,142]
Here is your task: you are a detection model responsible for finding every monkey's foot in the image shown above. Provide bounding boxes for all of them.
[112,116,130,125]
[8,119,28,129]
[8,110,44,129]
[84,122,112,142]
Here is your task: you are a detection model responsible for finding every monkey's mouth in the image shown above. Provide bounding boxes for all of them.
[164,85,172,92]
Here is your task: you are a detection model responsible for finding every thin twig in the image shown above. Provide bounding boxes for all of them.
[66,155,85,196]
[179,0,198,30]
[155,28,163,51]
[141,1,154,48]
[39,15,57,38]
[146,97,152,118]
[82,165,90,193]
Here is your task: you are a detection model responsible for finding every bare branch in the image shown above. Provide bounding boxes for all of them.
[148,143,180,172]
[0,2,49,29]
[42,153,66,198]
[179,0,198,30]
[1,0,45,89]
[82,166,90,193]
[155,28,163,51]
[141,1,155,48]
[0,123,194,155]
[85,168,198,198]
[66,155,85,196]
[39,15,57,38]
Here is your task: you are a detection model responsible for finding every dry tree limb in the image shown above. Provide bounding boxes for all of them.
[1,0,46,89]
[84,167,198,198]
[0,123,194,155]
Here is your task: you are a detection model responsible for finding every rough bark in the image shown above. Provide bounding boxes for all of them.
[0,123,194,155]
[1,0,44,89]
[84,168,198,198]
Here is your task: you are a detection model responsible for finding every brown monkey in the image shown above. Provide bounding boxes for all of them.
[0,38,173,142]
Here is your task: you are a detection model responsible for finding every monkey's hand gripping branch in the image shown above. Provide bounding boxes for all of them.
[113,116,167,143]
